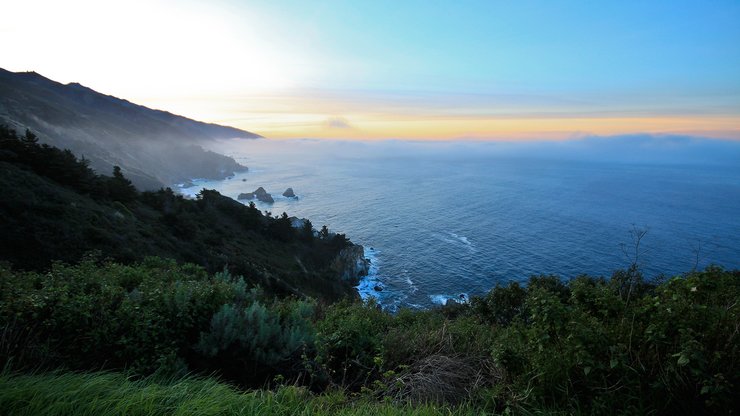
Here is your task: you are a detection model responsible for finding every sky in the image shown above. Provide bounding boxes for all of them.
[2,0,740,140]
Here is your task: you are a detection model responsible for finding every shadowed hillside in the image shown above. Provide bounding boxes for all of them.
[0,68,261,189]
[0,125,355,302]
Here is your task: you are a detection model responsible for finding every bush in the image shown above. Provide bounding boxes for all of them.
[486,267,740,414]
[0,258,236,375]
[196,296,317,384]
[315,300,391,389]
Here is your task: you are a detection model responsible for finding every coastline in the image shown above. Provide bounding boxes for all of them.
[354,247,382,303]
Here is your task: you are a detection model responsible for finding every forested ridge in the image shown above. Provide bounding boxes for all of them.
[0,124,355,301]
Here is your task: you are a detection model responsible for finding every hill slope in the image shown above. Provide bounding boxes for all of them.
[0,125,356,302]
[0,68,261,189]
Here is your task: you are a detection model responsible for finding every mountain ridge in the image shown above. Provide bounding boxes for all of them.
[0,68,261,189]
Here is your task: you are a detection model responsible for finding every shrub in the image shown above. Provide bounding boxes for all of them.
[195,297,317,384]
[314,300,391,389]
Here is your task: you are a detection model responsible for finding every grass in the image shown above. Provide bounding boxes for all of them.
[0,371,492,416]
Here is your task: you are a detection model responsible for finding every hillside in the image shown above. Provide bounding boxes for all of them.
[0,68,261,189]
[0,125,356,301]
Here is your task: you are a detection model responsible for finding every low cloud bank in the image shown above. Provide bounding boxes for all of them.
[215,134,740,166]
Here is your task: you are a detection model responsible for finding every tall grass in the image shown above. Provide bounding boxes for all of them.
[0,371,489,416]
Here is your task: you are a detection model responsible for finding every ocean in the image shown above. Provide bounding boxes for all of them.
[181,138,740,311]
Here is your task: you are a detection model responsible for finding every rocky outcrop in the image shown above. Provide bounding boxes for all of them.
[289,216,308,229]
[237,192,254,200]
[331,245,370,284]
[282,187,296,198]
[249,187,274,203]
[258,193,274,203]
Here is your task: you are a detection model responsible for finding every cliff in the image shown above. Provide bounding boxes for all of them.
[331,245,371,284]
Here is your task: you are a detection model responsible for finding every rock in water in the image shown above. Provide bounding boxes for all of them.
[282,187,296,198]
[251,187,274,203]
[237,192,254,200]
[258,193,274,203]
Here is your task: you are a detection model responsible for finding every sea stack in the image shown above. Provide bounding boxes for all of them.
[253,187,274,203]
[282,188,296,198]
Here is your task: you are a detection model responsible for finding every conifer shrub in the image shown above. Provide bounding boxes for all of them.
[195,295,317,384]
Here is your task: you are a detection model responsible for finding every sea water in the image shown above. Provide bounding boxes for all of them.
[180,138,740,311]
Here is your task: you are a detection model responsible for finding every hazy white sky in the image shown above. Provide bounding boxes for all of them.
[3,0,740,140]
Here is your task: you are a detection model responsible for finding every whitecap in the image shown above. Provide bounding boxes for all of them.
[428,293,469,306]
[449,232,476,252]
[431,231,476,253]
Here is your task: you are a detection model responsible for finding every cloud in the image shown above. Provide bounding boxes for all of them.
[324,116,353,129]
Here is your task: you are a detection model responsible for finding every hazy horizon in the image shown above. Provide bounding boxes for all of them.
[3,0,739,141]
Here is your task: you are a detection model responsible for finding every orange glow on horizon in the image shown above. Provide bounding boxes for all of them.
[135,93,740,142]
[255,115,740,141]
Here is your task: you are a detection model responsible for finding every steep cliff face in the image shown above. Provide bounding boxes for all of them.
[331,245,370,285]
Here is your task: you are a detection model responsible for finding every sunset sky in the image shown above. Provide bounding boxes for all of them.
[3,0,739,140]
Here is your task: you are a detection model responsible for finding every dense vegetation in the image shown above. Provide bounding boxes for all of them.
[0,261,737,414]
[0,126,738,415]
[0,125,355,301]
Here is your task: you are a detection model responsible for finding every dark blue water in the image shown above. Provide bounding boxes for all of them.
[182,139,740,310]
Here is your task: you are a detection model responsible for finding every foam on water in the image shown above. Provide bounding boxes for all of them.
[429,293,470,306]
[450,232,476,252]
[355,248,382,302]
[353,248,421,311]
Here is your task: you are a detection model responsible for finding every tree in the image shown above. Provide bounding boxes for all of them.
[108,165,137,202]
[319,225,329,240]
[22,129,39,145]
[301,219,314,242]
[615,225,650,306]
[268,212,294,242]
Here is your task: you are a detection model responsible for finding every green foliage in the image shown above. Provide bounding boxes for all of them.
[196,296,317,384]
[485,268,740,414]
[0,371,485,416]
[312,268,738,414]
[267,212,295,242]
[108,165,137,202]
[0,258,237,375]
[0,253,737,413]
[302,219,315,242]
[470,281,527,325]
[315,300,392,389]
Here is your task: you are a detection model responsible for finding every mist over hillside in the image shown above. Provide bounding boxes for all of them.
[0,68,261,189]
